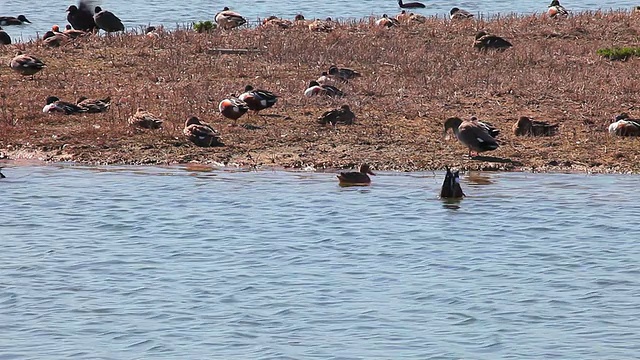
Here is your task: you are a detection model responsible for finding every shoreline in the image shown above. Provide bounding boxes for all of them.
[2,11,640,174]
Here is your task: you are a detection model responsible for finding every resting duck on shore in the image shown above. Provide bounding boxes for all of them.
[513,116,558,136]
[376,14,400,27]
[609,113,640,136]
[473,31,512,51]
[67,1,96,31]
[262,16,293,29]
[219,97,250,123]
[43,96,87,115]
[308,18,334,32]
[77,96,110,113]
[238,85,278,116]
[398,0,426,9]
[444,116,500,157]
[127,108,163,129]
[317,105,355,126]
[337,164,375,186]
[450,7,474,20]
[316,72,339,86]
[43,30,69,47]
[0,15,31,26]
[548,0,569,18]
[0,27,10,45]
[94,6,124,32]
[215,7,246,29]
[63,24,87,38]
[304,81,344,97]
[183,116,223,147]
[440,167,465,199]
[396,10,411,23]
[10,52,46,77]
[328,65,361,82]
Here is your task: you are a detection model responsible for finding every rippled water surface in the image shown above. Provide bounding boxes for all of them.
[1,164,640,359]
[1,0,638,41]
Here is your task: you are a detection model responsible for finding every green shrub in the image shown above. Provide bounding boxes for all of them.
[597,47,640,61]
[193,21,216,33]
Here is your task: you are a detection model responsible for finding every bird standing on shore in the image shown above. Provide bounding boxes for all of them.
[238,85,278,117]
[609,113,640,136]
[0,15,31,26]
[473,31,512,51]
[10,52,46,77]
[444,116,500,157]
[513,116,558,136]
[183,116,224,147]
[337,164,375,186]
[398,0,426,9]
[0,27,10,44]
[450,7,474,20]
[66,1,97,31]
[440,167,465,199]
[94,6,125,32]
[219,97,250,124]
[548,0,569,18]
[215,7,246,29]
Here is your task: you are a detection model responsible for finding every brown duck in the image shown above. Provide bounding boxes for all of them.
[77,96,111,113]
[444,116,500,157]
[317,105,355,126]
[513,116,558,136]
[337,164,375,186]
[440,167,465,199]
[128,108,163,129]
[10,51,46,77]
[183,116,223,147]
[473,31,512,51]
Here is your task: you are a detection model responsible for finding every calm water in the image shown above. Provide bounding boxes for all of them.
[0,0,638,41]
[1,164,639,359]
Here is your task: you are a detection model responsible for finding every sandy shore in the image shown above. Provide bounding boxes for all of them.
[1,11,640,173]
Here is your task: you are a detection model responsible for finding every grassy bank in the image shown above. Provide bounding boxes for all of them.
[2,10,640,173]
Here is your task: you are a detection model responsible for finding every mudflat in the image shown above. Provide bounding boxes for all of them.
[1,11,639,173]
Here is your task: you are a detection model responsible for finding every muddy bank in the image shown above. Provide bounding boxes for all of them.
[1,11,640,173]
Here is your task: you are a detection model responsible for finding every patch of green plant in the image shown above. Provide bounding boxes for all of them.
[597,46,640,61]
[193,21,216,33]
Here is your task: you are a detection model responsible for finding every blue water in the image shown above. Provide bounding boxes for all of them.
[1,164,639,359]
[0,0,638,42]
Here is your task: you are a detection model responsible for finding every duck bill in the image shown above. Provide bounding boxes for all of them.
[368,170,376,176]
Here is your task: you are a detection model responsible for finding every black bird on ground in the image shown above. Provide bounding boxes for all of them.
[66,0,97,31]
[94,6,125,32]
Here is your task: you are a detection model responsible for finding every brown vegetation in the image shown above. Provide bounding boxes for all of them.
[2,11,640,173]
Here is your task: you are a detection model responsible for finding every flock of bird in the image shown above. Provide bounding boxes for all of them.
[2,0,640,196]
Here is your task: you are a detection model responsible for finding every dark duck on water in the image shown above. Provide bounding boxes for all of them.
[440,167,465,199]
[398,0,426,9]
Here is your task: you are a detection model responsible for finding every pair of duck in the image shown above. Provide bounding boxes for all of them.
[219,85,279,123]
[337,164,466,200]
[305,65,361,97]
[66,1,124,32]
[43,96,111,114]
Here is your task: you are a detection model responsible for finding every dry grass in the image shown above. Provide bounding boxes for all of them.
[2,11,640,172]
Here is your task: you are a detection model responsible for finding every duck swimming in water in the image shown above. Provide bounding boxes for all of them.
[0,15,31,26]
[0,167,5,179]
[337,164,375,186]
[440,167,465,199]
[398,0,426,9]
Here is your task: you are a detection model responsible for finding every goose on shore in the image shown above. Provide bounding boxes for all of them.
[0,15,31,26]
[0,26,10,44]
[609,113,640,136]
[215,7,246,29]
[450,7,473,20]
[444,116,499,157]
[548,0,569,18]
[513,116,558,136]
[440,167,465,199]
[473,30,512,51]
[10,52,46,77]
[94,6,124,32]
[183,116,223,147]
[337,164,375,186]
[398,0,426,9]
[66,1,96,31]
